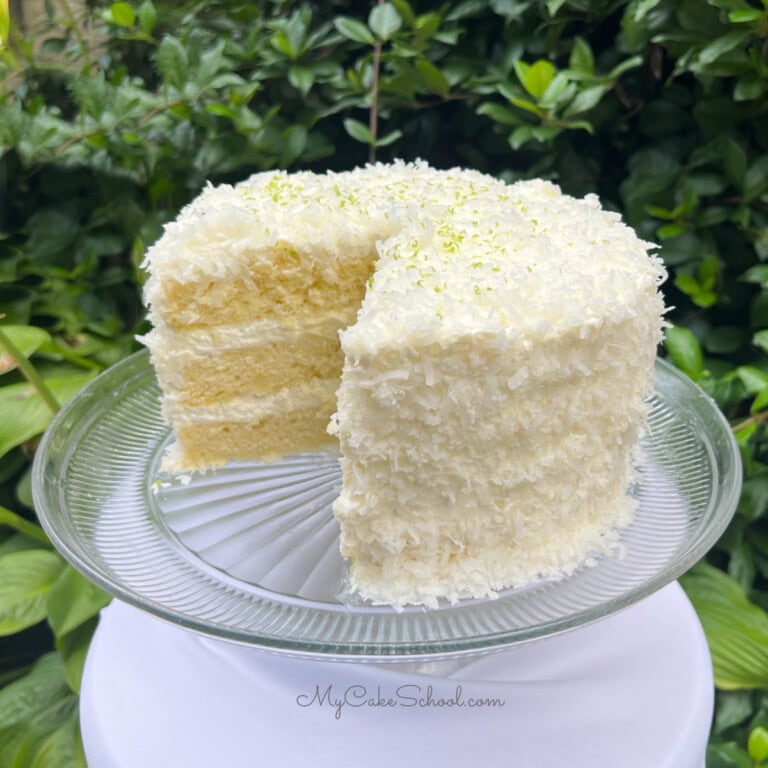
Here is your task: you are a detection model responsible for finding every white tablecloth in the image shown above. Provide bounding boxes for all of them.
[81,582,712,768]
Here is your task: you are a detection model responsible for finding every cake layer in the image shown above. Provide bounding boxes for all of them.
[149,334,344,407]
[153,244,376,331]
[163,381,338,471]
[165,410,337,472]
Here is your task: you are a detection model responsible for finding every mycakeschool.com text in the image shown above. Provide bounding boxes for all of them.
[295,683,506,720]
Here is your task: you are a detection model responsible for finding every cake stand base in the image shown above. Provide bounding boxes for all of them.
[80,582,711,768]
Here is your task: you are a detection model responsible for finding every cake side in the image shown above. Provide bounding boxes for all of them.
[330,178,666,607]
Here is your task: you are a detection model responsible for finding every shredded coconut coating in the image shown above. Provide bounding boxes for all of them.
[141,160,667,607]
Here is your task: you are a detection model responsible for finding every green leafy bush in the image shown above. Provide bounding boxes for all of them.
[1,0,768,762]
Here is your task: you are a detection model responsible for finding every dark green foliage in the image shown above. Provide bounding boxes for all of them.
[1,0,768,762]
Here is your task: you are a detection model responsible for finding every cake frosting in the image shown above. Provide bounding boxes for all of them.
[141,161,666,607]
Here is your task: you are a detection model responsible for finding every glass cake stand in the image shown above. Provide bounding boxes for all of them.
[32,350,741,661]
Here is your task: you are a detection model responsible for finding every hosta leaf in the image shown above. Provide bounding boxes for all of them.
[0,374,94,458]
[29,717,87,768]
[46,566,110,640]
[0,653,72,728]
[56,617,100,694]
[0,550,65,635]
[0,326,51,374]
[682,563,768,689]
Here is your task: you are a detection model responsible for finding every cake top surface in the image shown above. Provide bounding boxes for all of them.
[142,160,666,348]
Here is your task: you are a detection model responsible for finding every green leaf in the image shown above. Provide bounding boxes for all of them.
[29,716,86,768]
[744,155,768,202]
[334,17,376,45]
[751,386,768,414]
[705,326,744,354]
[682,562,768,689]
[137,1,156,35]
[509,125,533,149]
[46,566,110,640]
[606,55,643,80]
[707,742,752,768]
[16,465,32,507]
[546,0,568,14]
[0,326,51,374]
[565,84,605,116]
[664,326,704,380]
[415,59,450,96]
[714,691,753,735]
[722,138,747,191]
[288,66,314,96]
[415,11,441,39]
[0,0,11,49]
[748,726,768,763]
[539,72,571,107]
[110,2,136,27]
[741,264,768,286]
[675,273,700,294]
[369,3,402,41]
[518,59,555,100]
[729,9,764,21]
[754,329,768,353]
[569,37,594,75]
[734,75,764,101]
[507,96,541,116]
[0,550,65,635]
[697,31,749,66]
[0,374,94,458]
[280,125,308,167]
[736,365,768,395]
[659,223,687,239]
[0,653,72,728]
[476,102,522,126]
[375,129,402,147]
[391,0,416,25]
[343,118,373,144]
[156,35,189,90]
[756,229,768,261]
[57,617,99,694]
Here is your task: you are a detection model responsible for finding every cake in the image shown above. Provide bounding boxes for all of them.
[141,161,666,607]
